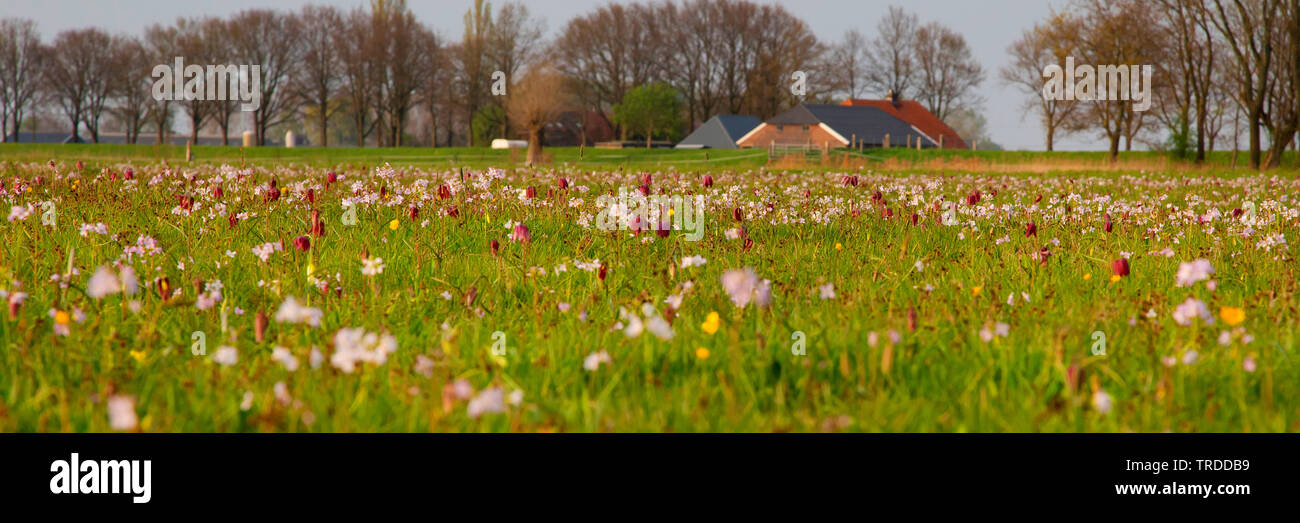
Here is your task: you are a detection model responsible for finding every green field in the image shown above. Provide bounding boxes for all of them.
[1,145,1297,432]
[3,142,1295,172]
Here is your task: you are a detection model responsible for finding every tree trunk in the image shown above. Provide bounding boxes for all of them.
[320,102,329,148]
[1247,108,1262,169]
[526,127,542,165]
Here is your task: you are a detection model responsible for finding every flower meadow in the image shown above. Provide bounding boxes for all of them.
[1,160,1297,432]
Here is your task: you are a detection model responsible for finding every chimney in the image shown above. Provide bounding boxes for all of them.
[888,90,901,107]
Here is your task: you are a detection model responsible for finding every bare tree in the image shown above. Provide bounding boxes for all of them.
[1153,0,1220,161]
[661,0,721,131]
[374,0,434,147]
[0,19,43,142]
[339,7,382,147]
[291,5,343,147]
[507,62,568,164]
[1001,12,1087,151]
[44,28,117,143]
[417,33,451,147]
[458,0,493,146]
[201,17,239,146]
[110,36,153,144]
[1209,0,1283,168]
[828,29,870,99]
[227,9,301,145]
[487,2,546,137]
[740,4,825,119]
[170,17,211,146]
[913,21,984,120]
[863,5,919,98]
[1076,0,1164,160]
[143,23,178,145]
[553,2,660,139]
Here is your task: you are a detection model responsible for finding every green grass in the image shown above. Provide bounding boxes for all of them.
[0,154,1297,432]
[0,143,770,170]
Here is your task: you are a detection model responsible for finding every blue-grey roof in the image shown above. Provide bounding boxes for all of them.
[768,104,935,147]
[676,114,761,149]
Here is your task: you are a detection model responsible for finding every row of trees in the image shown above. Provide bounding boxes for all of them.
[0,1,987,150]
[1003,0,1299,168]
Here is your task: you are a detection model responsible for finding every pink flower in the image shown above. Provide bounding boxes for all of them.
[511,223,531,243]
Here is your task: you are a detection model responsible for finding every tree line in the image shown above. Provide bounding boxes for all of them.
[0,0,990,151]
[1003,0,1299,168]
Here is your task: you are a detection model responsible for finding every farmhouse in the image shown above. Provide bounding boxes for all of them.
[735,103,932,149]
[675,114,762,149]
[839,92,968,149]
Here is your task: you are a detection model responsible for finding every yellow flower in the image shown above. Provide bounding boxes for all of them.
[835,243,843,251]
[1220,306,1246,326]
[1083,273,1091,281]
[388,219,399,230]
[54,310,70,325]
[701,311,720,335]
[1110,274,1122,283]
[668,208,675,217]
[695,347,710,359]
[971,285,982,297]
[130,350,147,363]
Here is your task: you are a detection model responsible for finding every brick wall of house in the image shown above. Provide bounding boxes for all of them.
[736,123,846,148]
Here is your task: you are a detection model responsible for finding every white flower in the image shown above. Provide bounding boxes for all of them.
[645,315,674,341]
[107,395,138,431]
[1175,259,1215,287]
[7,205,33,222]
[467,387,505,418]
[1091,389,1113,414]
[271,346,300,371]
[251,242,283,263]
[583,350,612,371]
[680,255,707,268]
[1172,298,1213,326]
[361,257,385,276]
[913,260,924,272]
[720,267,771,308]
[663,294,684,310]
[414,355,434,378]
[79,222,108,237]
[195,293,217,310]
[622,311,644,338]
[819,283,836,300]
[213,346,238,366]
[274,381,292,406]
[87,266,121,298]
[274,296,323,327]
[330,327,398,373]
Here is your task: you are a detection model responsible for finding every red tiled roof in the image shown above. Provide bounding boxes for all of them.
[839,98,968,149]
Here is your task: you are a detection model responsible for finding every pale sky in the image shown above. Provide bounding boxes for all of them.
[6,0,1126,151]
